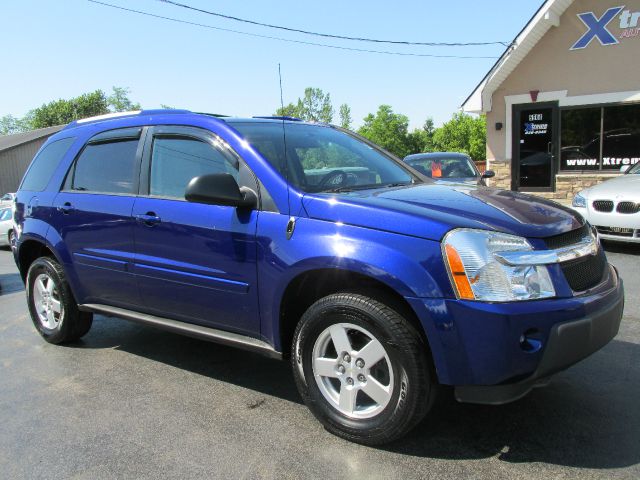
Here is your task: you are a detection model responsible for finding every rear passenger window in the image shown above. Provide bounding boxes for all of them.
[21,137,75,191]
[150,136,239,199]
[71,139,138,194]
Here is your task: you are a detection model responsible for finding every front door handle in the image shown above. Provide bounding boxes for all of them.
[57,202,75,214]
[135,212,161,226]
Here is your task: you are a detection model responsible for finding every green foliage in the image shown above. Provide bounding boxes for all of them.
[357,105,413,158]
[30,90,110,129]
[275,87,334,123]
[275,102,302,118]
[1,86,142,134]
[432,112,486,161]
[108,86,141,112]
[0,115,31,135]
[339,104,352,129]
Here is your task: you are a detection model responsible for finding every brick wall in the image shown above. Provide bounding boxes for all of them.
[486,160,621,204]
[486,161,512,190]
[536,173,620,202]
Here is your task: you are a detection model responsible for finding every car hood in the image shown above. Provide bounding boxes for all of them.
[583,174,640,200]
[302,183,583,241]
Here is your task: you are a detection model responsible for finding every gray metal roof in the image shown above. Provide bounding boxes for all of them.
[0,125,64,152]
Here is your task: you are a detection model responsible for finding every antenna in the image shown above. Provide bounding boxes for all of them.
[278,63,292,218]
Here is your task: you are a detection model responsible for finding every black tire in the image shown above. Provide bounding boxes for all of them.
[7,230,14,249]
[292,293,437,445]
[26,256,93,344]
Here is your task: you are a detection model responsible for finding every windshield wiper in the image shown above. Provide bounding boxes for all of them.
[382,182,412,188]
[321,183,381,193]
[321,182,412,193]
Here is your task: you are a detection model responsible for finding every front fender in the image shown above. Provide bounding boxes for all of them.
[256,213,452,349]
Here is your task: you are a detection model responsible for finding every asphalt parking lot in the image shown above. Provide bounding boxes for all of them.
[0,243,639,480]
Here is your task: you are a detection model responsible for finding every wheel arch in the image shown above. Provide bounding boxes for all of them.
[277,267,432,360]
[17,236,60,282]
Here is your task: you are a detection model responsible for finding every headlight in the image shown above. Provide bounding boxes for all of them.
[442,229,555,302]
[572,192,587,208]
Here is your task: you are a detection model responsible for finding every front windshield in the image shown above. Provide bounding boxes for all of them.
[628,162,640,174]
[407,155,477,179]
[232,122,416,193]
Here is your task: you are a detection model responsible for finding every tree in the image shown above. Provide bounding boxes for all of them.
[1,86,143,133]
[30,90,110,129]
[275,87,333,123]
[339,104,352,129]
[432,112,486,160]
[0,115,30,135]
[406,117,436,154]
[357,105,413,158]
[108,86,141,112]
[275,102,303,118]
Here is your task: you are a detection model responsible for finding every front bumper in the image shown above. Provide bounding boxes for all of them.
[407,264,624,403]
[454,285,623,404]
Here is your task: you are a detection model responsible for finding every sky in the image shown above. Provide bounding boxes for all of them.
[0,0,541,129]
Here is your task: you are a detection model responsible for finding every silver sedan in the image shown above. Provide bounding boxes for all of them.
[572,163,640,243]
[0,207,13,247]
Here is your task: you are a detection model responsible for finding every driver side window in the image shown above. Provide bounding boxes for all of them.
[150,136,239,200]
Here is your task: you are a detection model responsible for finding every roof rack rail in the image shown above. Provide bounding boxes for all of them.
[64,109,192,129]
[195,112,230,118]
[252,116,303,122]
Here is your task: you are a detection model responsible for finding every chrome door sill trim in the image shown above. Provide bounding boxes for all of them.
[79,303,282,360]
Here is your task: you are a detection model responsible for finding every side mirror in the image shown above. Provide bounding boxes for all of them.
[620,164,631,174]
[185,173,257,208]
[481,170,496,179]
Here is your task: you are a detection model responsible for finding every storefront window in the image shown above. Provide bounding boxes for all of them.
[602,104,640,170]
[560,103,640,171]
[560,108,600,171]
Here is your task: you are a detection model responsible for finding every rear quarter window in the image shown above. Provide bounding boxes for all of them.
[20,137,75,191]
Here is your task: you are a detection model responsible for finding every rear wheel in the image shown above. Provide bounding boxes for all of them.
[292,293,436,445]
[26,256,92,344]
[7,230,14,249]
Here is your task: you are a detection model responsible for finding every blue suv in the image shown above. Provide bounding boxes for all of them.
[13,110,624,445]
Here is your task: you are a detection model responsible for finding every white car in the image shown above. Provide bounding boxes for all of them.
[572,163,640,243]
[0,207,14,247]
[0,192,15,207]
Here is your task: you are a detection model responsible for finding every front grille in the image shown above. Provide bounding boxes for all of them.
[560,248,607,292]
[616,201,640,214]
[543,225,607,292]
[543,224,590,250]
[593,200,614,212]
[596,226,635,237]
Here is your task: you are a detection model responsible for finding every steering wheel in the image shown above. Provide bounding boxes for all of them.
[317,170,358,190]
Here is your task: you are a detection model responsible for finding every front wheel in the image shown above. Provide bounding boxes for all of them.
[292,293,436,445]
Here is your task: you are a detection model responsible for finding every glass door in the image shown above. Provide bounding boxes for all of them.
[512,103,558,191]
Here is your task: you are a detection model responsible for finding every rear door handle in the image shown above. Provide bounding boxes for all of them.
[57,202,75,214]
[135,212,161,226]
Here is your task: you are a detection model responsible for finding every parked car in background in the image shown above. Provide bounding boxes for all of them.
[12,110,623,445]
[0,207,14,247]
[0,192,15,207]
[572,162,640,243]
[403,152,494,185]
